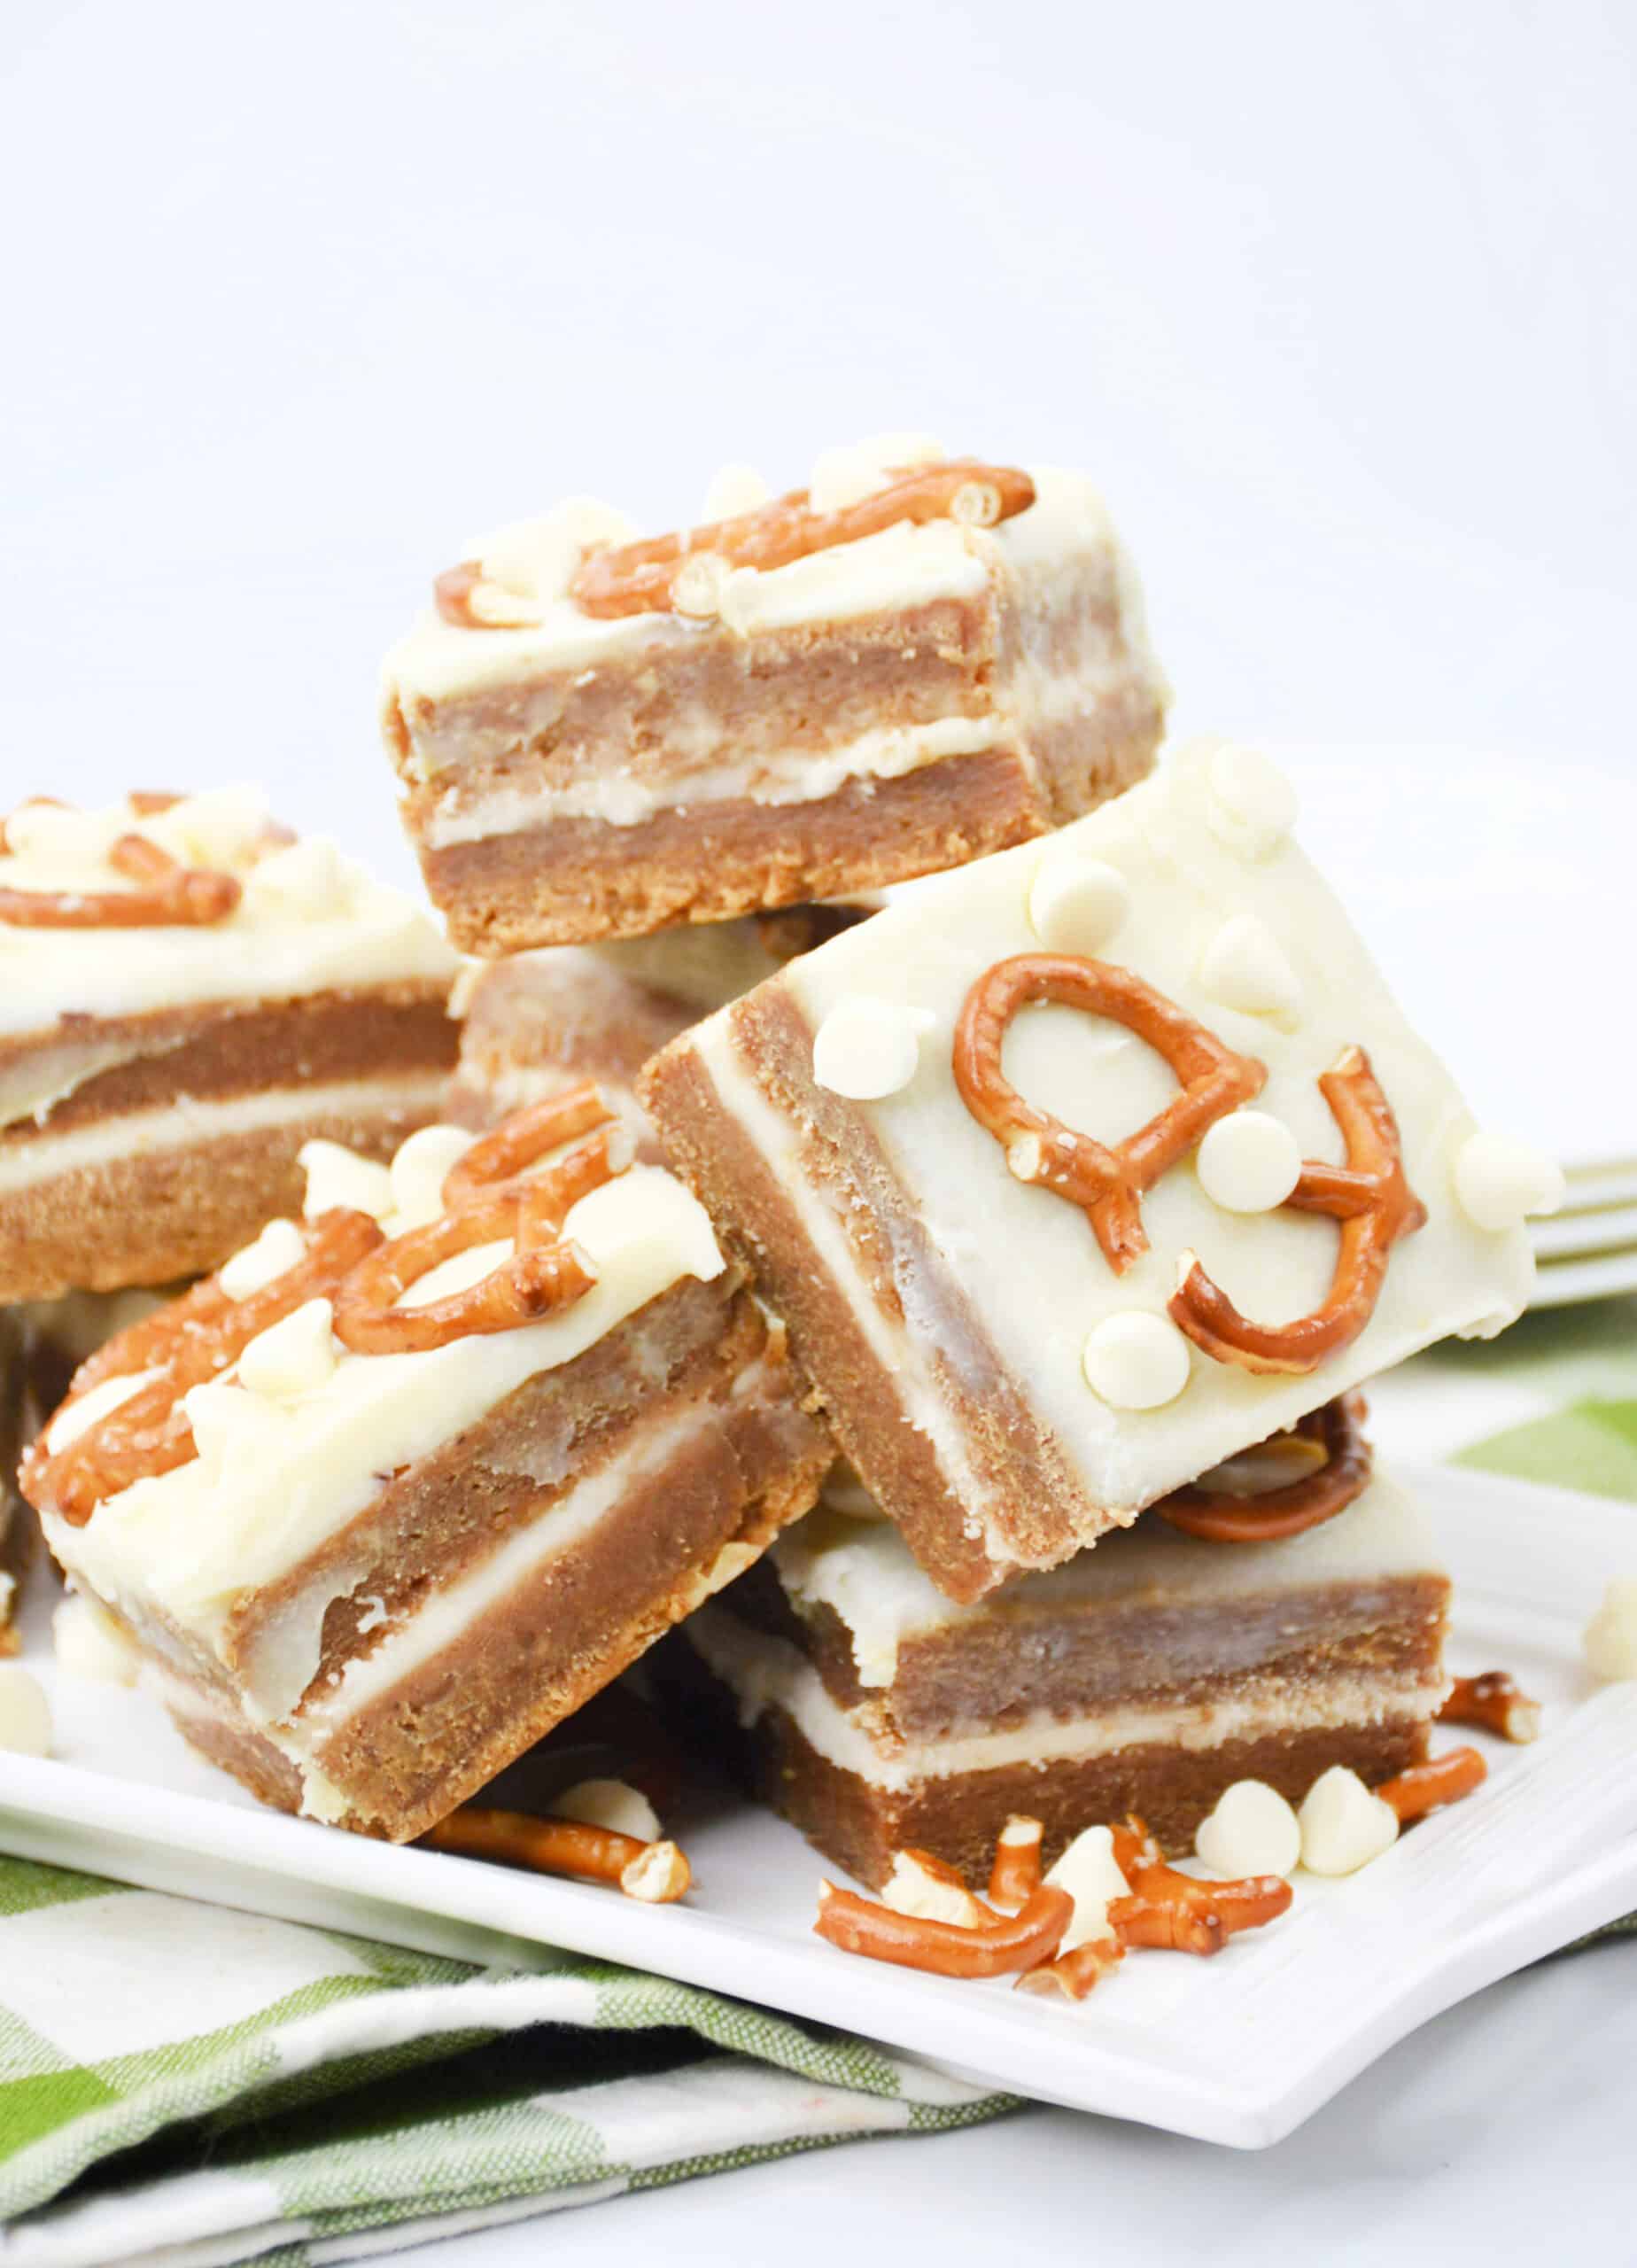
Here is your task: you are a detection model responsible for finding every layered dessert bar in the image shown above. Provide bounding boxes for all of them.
[643,739,1548,1601]
[669,1421,1452,1885]
[20,1097,831,1838]
[446,906,871,1144]
[1,1311,29,1652]
[380,436,1168,950]
[0,788,461,1301]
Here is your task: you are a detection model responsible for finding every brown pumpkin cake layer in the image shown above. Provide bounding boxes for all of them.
[665,1463,1451,1887]
[27,1113,831,1840]
[380,445,1167,950]
[0,789,459,1301]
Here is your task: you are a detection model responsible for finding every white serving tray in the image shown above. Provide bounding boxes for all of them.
[2,1460,1633,2150]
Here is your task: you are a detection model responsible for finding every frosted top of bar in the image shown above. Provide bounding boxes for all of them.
[0,788,457,1038]
[381,442,1155,709]
[699,741,1542,1525]
[775,1464,1443,1689]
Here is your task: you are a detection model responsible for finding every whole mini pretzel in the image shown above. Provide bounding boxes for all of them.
[953,955,1268,1274]
[555,458,1037,622]
[1154,1393,1371,1543]
[1168,1045,1427,1374]
[21,1208,384,1525]
[424,1805,692,1902]
[0,819,243,928]
[331,1087,624,1355]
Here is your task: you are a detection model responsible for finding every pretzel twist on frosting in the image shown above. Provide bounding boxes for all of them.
[953,955,1268,1274]
[1154,1392,1372,1543]
[0,824,244,928]
[21,1208,385,1525]
[1168,1045,1427,1374]
[330,1086,623,1355]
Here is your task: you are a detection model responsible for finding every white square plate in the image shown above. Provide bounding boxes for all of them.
[1,1460,1633,2149]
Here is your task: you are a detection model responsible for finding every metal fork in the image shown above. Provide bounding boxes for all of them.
[1530,1159,1637,1308]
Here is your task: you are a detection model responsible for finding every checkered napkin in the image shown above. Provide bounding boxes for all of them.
[4,1299,1635,2264]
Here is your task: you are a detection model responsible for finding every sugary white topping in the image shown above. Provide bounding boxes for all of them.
[700,463,770,521]
[389,1124,477,1231]
[1206,743,1300,860]
[1584,1578,1637,1681]
[881,1850,989,1930]
[1199,913,1303,1021]
[0,1663,52,1757]
[807,432,946,515]
[248,838,351,921]
[237,1299,337,1401]
[1027,852,1130,955]
[1453,1130,1566,1232]
[1043,1824,1129,1951]
[1195,1780,1302,1878]
[553,1777,661,1843]
[220,1217,307,1301]
[52,1593,140,1685]
[811,998,929,1101]
[1196,1110,1304,1215]
[1297,1766,1398,1875]
[299,1141,395,1223]
[45,1367,162,1455]
[1082,1311,1191,1410]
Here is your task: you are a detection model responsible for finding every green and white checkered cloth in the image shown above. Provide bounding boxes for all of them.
[4,1297,1635,2263]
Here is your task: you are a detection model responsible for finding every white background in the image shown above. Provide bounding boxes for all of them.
[4,1,1634,2257]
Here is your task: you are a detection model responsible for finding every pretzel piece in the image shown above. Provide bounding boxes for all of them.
[1103,1812,1292,1956]
[565,460,1036,621]
[21,1209,384,1524]
[0,827,243,928]
[954,956,1268,1274]
[814,1881,1073,1978]
[1377,1747,1487,1823]
[1169,1046,1427,1374]
[1014,1936,1125,2001]
[989,1814,1044,1907]
[423,1806,692,1901]
[332,1089,624,1356]
[1438,1671,1540,1744]
[1154,1393,1371,1543]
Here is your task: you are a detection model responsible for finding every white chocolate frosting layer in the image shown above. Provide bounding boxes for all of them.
[0,789,457,1041]
[774,1465,1442,1690]
[44,1130,725,1691]
[691,740,1534,1542]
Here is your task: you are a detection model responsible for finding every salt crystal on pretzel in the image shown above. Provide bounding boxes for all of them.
[379,439,1168,951]
[23,1103,831,1842]
[643,739,1543,1601]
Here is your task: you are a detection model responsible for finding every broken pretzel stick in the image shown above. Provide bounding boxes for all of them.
[1376,1747,1487,1824]
[988,1815,1043,1907]
[1105,1811,1292,1956]
[814,1881,1072,1978]
[1439,1671,1540,1744]
[1014,1936,1126,2002]
[424,1806,692,1903]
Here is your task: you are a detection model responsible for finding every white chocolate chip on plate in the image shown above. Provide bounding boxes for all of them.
[1197,1109,1304,1213]
[53,1594,140,1686]
[1584,1579,1637,1681]
[0,1664,53,1757]
[1297,1766,1399,1876]
[1196,1781,1302,1878]
[1043,1824,1130,1952]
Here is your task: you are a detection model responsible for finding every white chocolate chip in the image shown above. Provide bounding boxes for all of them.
[299,1139,395,1223]
[1199,913,1302,1020]
[1,801,106,866]
[1206,744,1299,859]
[1027,853,1129,955]
[1082,1311,1191,1410]
[1454,1130,1566,1232]
[554,1777,661,1845]
[183,1380,293,1467]
[388,1123,476,1231]
[808,432,945,515]
[1043,1825,1129,1952]
[1196,1110,1304,1213]
[53,1594,139,1686]
[247,837,350,920]
[219,1217,307,1301]
[237,1299,337,1400]
[1297,1766,1399,1876]
[477,498,638,606]
[568,1163,722,1289]
[671,551,732,620]
[45,1367,165,1456]
[881,1850,989,1930]
[0,1664,52,1757]
[700,462,769,522]
[1584,1578,1637,1681]
[149,785,270,870]
[811,998,928,1100]
[1195,1781,1301,1879]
